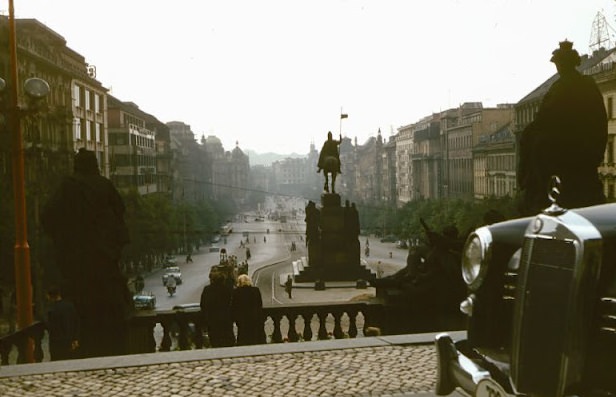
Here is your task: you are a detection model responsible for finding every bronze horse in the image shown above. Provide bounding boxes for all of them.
[321,155,339,193]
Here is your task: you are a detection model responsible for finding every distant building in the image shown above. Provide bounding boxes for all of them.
[395,124,414,204]
[412,113,442,200]
[107,96,158,194]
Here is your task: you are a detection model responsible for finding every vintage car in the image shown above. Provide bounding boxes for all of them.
[133,293,156,310]
[435,185,616,396]
[162,266,183,285]
[163,255,177,266]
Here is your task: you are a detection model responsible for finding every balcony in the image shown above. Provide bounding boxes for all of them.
[0,302,464,395]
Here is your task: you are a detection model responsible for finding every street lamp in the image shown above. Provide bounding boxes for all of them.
[2,0,51,362]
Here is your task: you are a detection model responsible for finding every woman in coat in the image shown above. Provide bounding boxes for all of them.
[232,275,266,346]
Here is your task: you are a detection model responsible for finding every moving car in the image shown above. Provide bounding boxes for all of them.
[162,266,182,285]
[133,293,156,310]
[435,184,616,396]
[163,255,177,266]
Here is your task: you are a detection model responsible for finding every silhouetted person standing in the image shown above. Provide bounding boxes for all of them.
[200,270,235,347]
[284,275,293,299]
[42,148,132,358]
[46,286,79,361]
[518,40,607,215]
[232,275,266,346]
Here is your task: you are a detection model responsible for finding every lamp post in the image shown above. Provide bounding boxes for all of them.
[4,0,50,362]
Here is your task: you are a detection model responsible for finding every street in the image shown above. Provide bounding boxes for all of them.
[139,199,408,311]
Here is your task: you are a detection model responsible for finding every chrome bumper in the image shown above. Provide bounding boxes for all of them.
[435,333,504,396]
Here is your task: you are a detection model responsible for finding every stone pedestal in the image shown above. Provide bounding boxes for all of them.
[295,193,375,282]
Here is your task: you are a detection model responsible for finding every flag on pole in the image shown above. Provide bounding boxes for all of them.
[340,113,348,119]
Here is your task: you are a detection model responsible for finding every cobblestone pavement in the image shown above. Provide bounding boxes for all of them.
[0,342,439,397]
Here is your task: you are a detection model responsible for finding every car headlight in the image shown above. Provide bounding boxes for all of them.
[461,227,492,291]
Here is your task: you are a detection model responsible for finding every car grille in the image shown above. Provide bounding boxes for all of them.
[600,296,616,335]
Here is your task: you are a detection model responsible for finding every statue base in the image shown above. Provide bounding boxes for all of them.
[295,193,375,283]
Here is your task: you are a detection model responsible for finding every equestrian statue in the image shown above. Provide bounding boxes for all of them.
[317,131,342,193]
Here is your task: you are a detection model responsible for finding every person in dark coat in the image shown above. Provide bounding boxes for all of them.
[41,148,132,358]
[200,270,235,347]
[46,286,80,361]
[518,40,607,215]
[231,274,266,346]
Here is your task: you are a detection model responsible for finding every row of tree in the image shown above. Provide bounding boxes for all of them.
[357,195,520,243]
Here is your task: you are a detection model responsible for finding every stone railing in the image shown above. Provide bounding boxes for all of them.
[129,301,381,354]
[0,321,46,365]
[0,301,382,364]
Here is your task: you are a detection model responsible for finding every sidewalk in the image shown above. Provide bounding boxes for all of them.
[0,331,466,396]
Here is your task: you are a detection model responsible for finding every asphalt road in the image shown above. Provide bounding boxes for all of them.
[140,214,305,310]
[140,206,409,311]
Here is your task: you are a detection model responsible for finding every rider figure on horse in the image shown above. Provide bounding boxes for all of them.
[317,131,342,193]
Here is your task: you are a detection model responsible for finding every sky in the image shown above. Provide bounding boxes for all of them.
[8,0,616,154]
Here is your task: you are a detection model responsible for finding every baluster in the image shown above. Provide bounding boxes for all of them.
[193,321,205,349]
[177,316,190,350]
[302,312,313,341]
[0,340,11,365]
[333,311,344,339]
[270,314,283,343]
[16,337,28,364]
[317,311,329,340]
[287,314,299,342]
[159,320,173,351]
[347,309,358,338]
[32,325,45,362]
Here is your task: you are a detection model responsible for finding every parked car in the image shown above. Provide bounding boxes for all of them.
[435,187,616,396]
[380,235,397,243]
[162,266,182,285]
[395,240,408,249]
[172,303,200,311]
[133,293,156,310]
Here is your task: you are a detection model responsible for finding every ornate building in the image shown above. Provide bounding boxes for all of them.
[107,96,158,194]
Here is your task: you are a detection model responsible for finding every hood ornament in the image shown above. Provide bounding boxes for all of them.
[543,175,567,216]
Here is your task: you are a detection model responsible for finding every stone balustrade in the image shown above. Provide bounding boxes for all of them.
[0,301,382,364]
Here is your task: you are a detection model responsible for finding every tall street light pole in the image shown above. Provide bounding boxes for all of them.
[8,0,33,362]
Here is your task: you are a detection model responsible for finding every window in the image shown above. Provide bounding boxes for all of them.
[74,85,81,107]
[94,94,100,113]
[95,123,101,142]
[74,118,81,140]
[85,89,90,110]
[85,121,91,141]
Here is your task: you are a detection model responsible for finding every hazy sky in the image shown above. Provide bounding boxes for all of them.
[9,0,616,154]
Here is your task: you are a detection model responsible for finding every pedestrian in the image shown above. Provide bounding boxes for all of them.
[518,40,607,215]
[186,253,193,263]
[263,236,266,243]
[134,274,145,293]
[284,275,293,299]
[46,286,80,361]
[246,247,251,261]
[232,274,266,346]
[42,148,132,358]
[200,270,235,347]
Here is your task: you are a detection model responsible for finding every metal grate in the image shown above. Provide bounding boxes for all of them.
[525,238,576,269]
